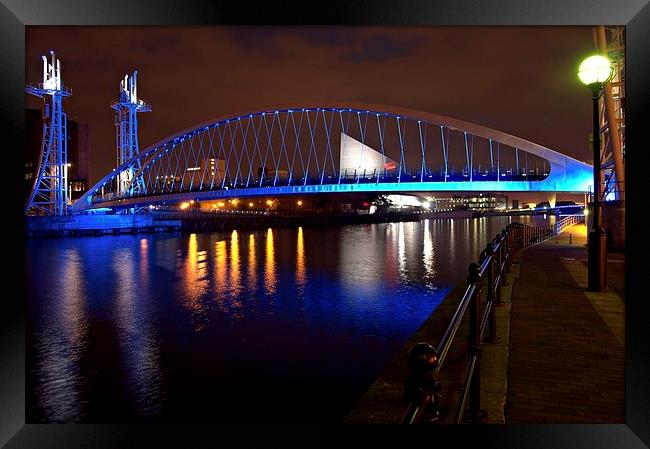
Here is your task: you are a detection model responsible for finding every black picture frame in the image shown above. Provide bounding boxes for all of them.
[2,1,649,447]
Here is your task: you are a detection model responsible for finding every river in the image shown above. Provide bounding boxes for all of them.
[25,215,554,423]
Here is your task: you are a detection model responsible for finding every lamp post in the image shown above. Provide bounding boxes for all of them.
[578,55,613,292]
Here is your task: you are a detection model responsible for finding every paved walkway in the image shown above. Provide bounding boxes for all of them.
[505,223,625,423]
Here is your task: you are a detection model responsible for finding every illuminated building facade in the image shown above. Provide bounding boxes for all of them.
[432,193,508,211]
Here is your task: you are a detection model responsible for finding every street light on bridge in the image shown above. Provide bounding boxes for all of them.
[578,54,614,292]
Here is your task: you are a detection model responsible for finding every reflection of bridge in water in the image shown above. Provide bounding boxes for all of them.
[74,104,593,212]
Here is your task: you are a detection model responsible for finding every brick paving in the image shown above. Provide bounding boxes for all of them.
[505,225,624,423]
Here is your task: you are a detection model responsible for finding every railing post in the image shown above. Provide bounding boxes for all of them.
[485,243,498,343]
[503,229,511,273]
[466,262,487,423]
[495,234,503,304]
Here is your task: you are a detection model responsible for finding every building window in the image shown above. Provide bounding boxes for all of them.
[25,173,34,180]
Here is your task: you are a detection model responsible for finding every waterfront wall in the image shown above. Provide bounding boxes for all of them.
[152,210,424,233]
[26,215,181,237]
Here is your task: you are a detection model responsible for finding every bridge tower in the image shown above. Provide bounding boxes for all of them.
[111,70,151,196]
[594,25,625,202]
[25,51,72,216]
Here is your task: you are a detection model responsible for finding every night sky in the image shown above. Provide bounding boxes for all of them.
[25,26,598,201]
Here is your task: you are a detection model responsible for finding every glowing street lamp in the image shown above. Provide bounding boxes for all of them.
[578,54,613,292]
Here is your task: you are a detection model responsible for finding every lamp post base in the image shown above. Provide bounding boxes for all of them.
[588,227,607,292]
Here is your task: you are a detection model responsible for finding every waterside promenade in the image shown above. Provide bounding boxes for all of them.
[345,223,624,424]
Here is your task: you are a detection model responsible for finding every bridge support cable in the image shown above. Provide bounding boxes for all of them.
[290,111,305,186]
[322,110,337,184]
[376,113,388,183]
[276,112,292,186]
[497,142,501,181]
[440,126,450,181]
[74,105,594,212]
[25,51,72,216]
[338,110,352,183]
[259,113,276,187]
[489,139,494,174]
[515,147,520,176]
[397,117,407,182]
[470,134,475,182]
[304,110,320,186]
[418,121,428,182]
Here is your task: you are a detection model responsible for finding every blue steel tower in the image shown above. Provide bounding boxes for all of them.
[25,51,72,216]
[111,70,151,196]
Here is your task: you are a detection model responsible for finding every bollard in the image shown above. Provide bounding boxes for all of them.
[401,343,441,424]
[569,233,572,244]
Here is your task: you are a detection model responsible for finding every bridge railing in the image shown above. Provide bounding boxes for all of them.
[554,214,586,235]
[400,221,554,424]
[89,170,551,206]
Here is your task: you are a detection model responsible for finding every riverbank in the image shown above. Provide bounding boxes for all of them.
[150,210,425,233]
[26,214,181,237]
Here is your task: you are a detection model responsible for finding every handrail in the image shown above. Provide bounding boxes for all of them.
[401,219,555,424]
[555,214,586,235]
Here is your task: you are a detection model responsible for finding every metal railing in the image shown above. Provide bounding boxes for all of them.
[401,221,554,424]
[554,214,586,235]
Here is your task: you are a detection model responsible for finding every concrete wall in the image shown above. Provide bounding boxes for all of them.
[26,214,156,231]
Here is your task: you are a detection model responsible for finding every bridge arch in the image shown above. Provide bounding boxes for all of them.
[74,103,592,211]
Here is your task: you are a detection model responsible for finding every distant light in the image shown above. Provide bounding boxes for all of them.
[248,202,254,207]
[584,208,589,216]
[217,202,225,207]
[180,202,189,210]
[266,200,273,206]
[297,200,303,206]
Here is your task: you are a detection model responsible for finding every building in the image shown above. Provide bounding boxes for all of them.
[432,193,508,211]
[177,157,226,189]
[257,167,289,182]
[25,108,90,202]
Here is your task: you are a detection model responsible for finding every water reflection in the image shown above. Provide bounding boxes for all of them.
[423,219,435,286]
[247,233,257,293]
[230,230,242,298]
[113,248,162,416]
[27,215,558,423]
[140,238,149,287]
[184,233,208,318]
[214,239,227,293]
[397,221,407,282]
[33,248,88,421]
[296,227,306,288]
[264,228,277,295]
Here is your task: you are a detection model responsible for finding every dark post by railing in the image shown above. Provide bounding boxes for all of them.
[485,243,497,342]
[401,220,554,425]
[464,262,487,423]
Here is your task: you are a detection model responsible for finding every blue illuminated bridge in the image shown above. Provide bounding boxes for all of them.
[73,103,593,212]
